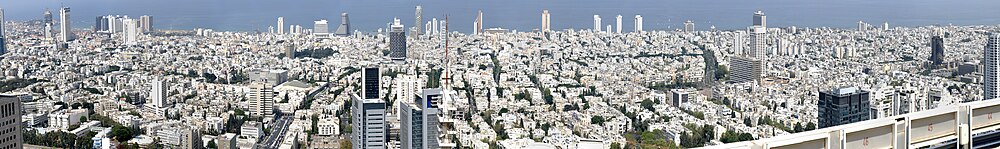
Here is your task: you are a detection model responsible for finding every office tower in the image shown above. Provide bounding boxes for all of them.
[150,78,168,108]
[615,15,622,33]
[314,19,329,38]
[351,94,386,149]
[818,87,871,128]
[883,22,890,30]
[634,15,643,33]
[123,18,139,45]
[749,11,767,60]
[930,35,945,66]
[44,9,53,24]
[249,82,275,118]
[94,16,104,32]
[684,20,695,32]
[401,89,442,149]
[729,57,762,83]
[593,15,601,32]
[390,18,407,62]
[607,25,611,34]
[753,10,766,27]
[285,43,295,59]
[336,12,351,36]
[858,21,866,32]
[414,5,422,37]
[59,7,74,42]
[473,10,483,35]
[362,67,380,99]
[44,23,53,38]
[139,15,151,33]
[277,17,284,34]
[541,10,550,32]
[669,89,690,107]
[0,95,23,149]
[985,33,1000,100]
[0,8,5,55]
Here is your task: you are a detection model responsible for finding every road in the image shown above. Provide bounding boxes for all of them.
[255,113,294,149]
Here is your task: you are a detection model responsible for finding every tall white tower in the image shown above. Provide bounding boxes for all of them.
[59,7,74,42]
[749,10,767,60]
[593,15,601,32]
[541,10,550,32]
[615,15,622,33]
[123,18,139,45]
[634,15,643,33]
[277,17,284,34]
[985,33,1000,100]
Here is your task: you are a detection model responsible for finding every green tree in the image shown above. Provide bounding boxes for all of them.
[207,140,217,149]
[641,99,655,111]
[591,116,606,125]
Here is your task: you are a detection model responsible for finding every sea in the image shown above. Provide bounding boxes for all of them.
[3,0,1000,33]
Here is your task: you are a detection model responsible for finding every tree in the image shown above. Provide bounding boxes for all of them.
[80,116,88,122]
[111,125,135,142]
[793,122,804,133]
[207,140,217,149]
[641,99,655,111]
[610,142,622,149]
[806,122,817,131]
[591,116,606,125]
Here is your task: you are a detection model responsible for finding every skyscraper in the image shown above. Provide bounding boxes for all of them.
[139,15,152,33]
[59,7,74,42]
[0,95,23,149]
[362,67,380,99]
[123,18,139,45]
[0,8,5,55]
[352,67,387,149]
[985,33,1000,100]
[541,10,551,32]
[314,19,329,38]
[930,35,945,66]
[390,18,407,62]
[150,78,168,108]
[749,11,767,60]
[277,17,284,34]
[473,10,483,35]
[818,87,871,128]
[634,15,643,33]
[249,82,274,118]
[335,12,351,36]
[593,15,601,32]
[44,9,53,24]
[413,5,423,37]
[400,89,442,149]
[684,20,695,32]
[615,15,622,34]
[94,16,105,32]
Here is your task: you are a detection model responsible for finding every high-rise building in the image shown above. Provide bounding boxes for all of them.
[473,10,483,35]
[123,18,139,45]
[390,18,407,62]
[753,10,766,27]
[684,20,695,32]
[314,19,329,38]
[59,7,74,42]
[0,8,5,55]
[930,35,945,66]
[615,15,622,33]
[413,5,423,37]
[541,10,551,32]
[249,82,274,118]
[0,95,23,149]
[351,94,386,149]
[284,42,295,59]
[362,67,380,100]
[94,16,105,32]
[277,17,284,34]
[44,9,53,24]
[729,57,762,83]
[335,12,351,36]
[858,21,867,32]
[593,15,601,32]
[150,78,168,108]
[400,89,442,149]
[139,15,151,33]
[634,15,643,33]
[749,27,766,59]
[985,33,1000,100]
[818,87,871,128]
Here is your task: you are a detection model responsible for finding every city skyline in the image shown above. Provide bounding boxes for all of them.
[3,1,1000,149]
